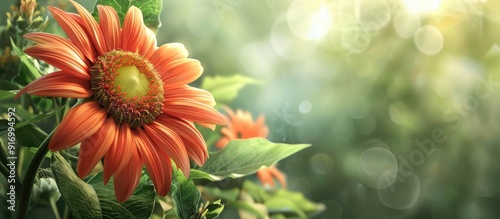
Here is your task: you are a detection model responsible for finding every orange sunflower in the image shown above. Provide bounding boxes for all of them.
[16,1,226,202]
[216,107,286,189]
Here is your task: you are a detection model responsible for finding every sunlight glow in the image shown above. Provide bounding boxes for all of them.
[306,6,332,40]
[287,0,332,40]
[402,0,441,14]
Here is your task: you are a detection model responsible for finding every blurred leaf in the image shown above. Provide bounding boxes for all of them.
[51,152,103,219]
[93,0,162,32]
[201,75,261,108]
[0,90,17,101]
[270,214,286,219]
[200,186,240,202]
[264,198,305,219]
[200,138,310,178]
[87,171,156,219]
[266,190,325,218]
[10,38,42,85]
[229,200,267,219]
[171,165,201,219]
[242,180,270,203]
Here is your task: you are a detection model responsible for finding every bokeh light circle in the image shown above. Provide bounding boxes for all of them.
[393,12,421,38]
[358,147,398,189]
[310,153,334,174]
[299,100,312,114]
[377,170,421,209]
[414,25,444,55]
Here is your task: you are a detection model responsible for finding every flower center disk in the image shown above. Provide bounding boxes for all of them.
[90,50,164,128]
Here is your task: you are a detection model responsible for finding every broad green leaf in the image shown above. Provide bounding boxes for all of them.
[200,138,310,178]
[10,38,42,85]
[51,152,103,219]
[0,90,17,101]
[87,171,156,219]
[201,75,261,108]
[171,166,201,219]
[93,0,162,32]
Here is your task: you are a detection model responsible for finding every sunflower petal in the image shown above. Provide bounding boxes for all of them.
[164,85,216,107]
[48,6,96,61]
[163,98,227,127]
[97,5,121,52]
[143,122,190,178]
[122,6,156,58]
[113,147,142,202]
[159,59,203,87]
[24,44,90,81]
[150,43,188,70]
[49,102,106,151]
[78,117,116,178]
[156,115,208,166]
[70,0,107,54]
[135,128,172,196]
[103,124,133,184]
[15,71,92,99]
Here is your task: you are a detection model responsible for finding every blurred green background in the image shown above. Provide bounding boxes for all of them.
[5,0,500,218]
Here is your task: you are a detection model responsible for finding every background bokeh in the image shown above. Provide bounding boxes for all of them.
[4,0,500,218]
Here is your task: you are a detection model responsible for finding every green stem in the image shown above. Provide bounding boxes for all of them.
[49,198,61,219]
[16,130,54,219]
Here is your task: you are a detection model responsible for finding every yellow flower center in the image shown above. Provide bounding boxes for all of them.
[90,50,164,128]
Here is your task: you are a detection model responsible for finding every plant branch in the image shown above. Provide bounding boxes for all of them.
[16,130,54,219]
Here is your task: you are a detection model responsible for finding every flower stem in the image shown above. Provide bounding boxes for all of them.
[49,198,61,219]
[16,130,54,219]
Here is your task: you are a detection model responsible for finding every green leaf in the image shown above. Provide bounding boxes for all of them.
[14,123,48,147]
[51,152,103,219]
[10,38,42,85]
[189,169,225,181]
[14,111,54,130]
[266,190,325,218]
[200,186,240,202]
[200,138,310,178]
[228,201,267,219]
[171,166,201,219]
[201,75,261,108]
[203,200,225,219]
[265,197,306,219]
[87,171,156,219]
[93,0,162,32]
[0,90,17,101]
